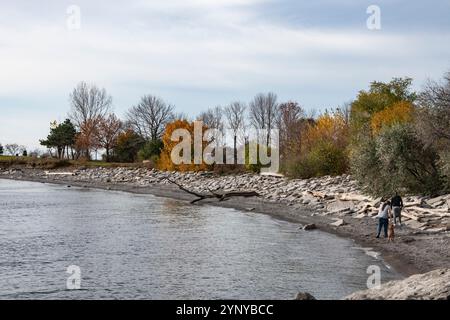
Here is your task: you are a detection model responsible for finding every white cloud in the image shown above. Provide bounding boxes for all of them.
[1,0,449,149]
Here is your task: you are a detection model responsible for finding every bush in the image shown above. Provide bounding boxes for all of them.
[244,143,273,173]
[111,130,146,163]
[138,139,163,161]
[439,151,450,191]
[351,124,442,196]
[286,141,348,178]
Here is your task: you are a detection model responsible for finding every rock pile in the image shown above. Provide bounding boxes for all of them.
[345,268,450,300]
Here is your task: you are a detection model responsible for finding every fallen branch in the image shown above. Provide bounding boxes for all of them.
[164,178,260,204]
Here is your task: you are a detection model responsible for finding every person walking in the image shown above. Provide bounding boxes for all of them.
[376,200,391,238]
[391,192,404,226]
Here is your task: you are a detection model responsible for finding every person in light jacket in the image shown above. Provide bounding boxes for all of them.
[376,200,391,238]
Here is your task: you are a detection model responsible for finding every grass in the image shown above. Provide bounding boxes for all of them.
[0,155,139,169]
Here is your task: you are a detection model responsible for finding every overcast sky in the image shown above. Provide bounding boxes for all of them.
[1,0,450,150]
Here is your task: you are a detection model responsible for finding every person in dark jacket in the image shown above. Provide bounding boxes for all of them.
[390,192,403,226]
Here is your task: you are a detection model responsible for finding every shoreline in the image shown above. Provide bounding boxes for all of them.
[2,169,449,278]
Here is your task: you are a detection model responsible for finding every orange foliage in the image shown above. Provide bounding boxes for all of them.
[371,101,413,135]
[158,120,210,171]
[302,111,349,153]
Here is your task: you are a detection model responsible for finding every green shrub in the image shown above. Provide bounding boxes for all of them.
[351,124,442,196]
[284,141,348,179]
[138,139,163,161]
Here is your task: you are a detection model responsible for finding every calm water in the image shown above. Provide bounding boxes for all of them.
[0,179,400,299]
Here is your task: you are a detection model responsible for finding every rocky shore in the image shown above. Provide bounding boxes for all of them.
[1,166,450,279]
[345,268,450,300]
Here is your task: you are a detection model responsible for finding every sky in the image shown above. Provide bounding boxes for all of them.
[0,0,450,150]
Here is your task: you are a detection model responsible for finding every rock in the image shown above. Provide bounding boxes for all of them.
[345,268,450,300]
[246,207,255,212]
[303,224,317,231]
[294,292,316,300]
[330,219,347,227]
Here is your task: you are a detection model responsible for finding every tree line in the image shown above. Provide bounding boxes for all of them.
[33,71,450,196]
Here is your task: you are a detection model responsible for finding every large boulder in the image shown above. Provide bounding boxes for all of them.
[294,292,316,300]
[345,269,450,300]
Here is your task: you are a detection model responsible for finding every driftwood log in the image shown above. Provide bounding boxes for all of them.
[164,178,260,204]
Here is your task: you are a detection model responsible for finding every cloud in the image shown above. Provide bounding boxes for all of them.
[0,0,450,149]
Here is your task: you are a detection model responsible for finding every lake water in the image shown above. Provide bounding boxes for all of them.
[0,179,400,299]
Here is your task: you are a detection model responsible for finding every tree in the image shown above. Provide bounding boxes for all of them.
[225,101,246,163]
[158,120,209,171]
[69,82,112,158]
[126,95,174,141]
[370,101,414,135]
[5,144,21,156]
[416,71,450,190]
[94,114,122,162]
[287,110,349,178]
[277,101,306,162]
[416,71,450,148]
[40,119,77,159]
[0,143,3,155]
[112,130,146,163]
[350,77,416,139]
[197,106,223,131]
[351,124,441,196]
[249,92,279,148]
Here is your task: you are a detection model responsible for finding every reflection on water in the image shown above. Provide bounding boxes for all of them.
[0,179,400,299]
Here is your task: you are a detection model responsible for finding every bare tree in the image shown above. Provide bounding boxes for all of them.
[277,101,306,158]
[416,71,450,147]
[5,143,22,156]
[225,101,246,163]
[197,106,223,131]
[249,92,279,147]
[69,82,112,158]
[94,113,123,162]
[69,82,112,128]
[126,95,174,141]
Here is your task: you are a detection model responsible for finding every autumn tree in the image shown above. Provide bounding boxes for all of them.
[69,82,112,158]
[94,114,123,162]
[288,110,349,178]
[350,77,416,141]
[370,101,414,135]
[158,120,210,172]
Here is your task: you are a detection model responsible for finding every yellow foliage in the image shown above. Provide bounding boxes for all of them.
[302,111,349,153]
[158,120,210,171]
[370,101,413,135]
